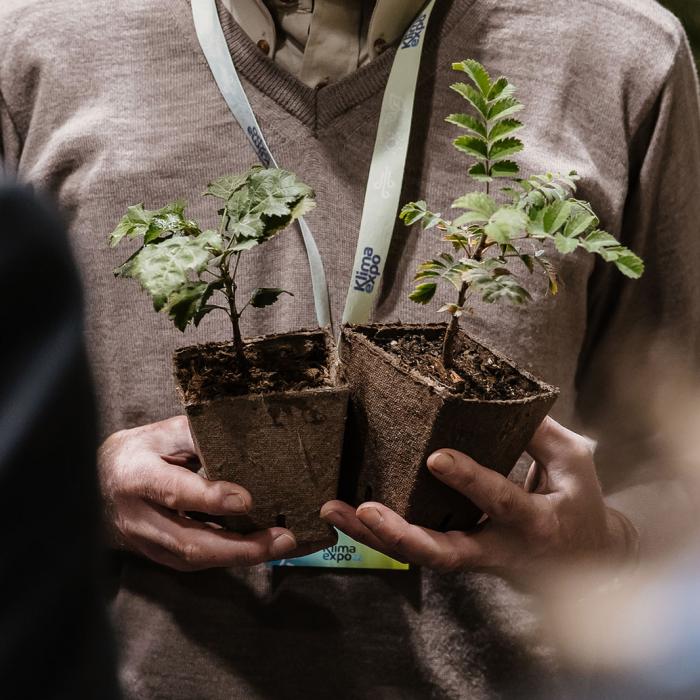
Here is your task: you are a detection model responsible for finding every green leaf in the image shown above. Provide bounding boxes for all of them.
[163,282,210,332]
[409,282,438,305]
[468,162,492,182]
[487,77,515,101]
[109,201,199,247]
[579,229,620,254]
[452,59,492,96]
[445,113,487,138]
[118,232,220,309]
[561,206,596,238]
[205,172,251,200]
[487,118,524,142]
[450,82,489,119]
[222,167,316,249]
[614,254,645,279]
[543,201,573,234]
[553,233,580,254]
[484,208,528,244]
[491,160,520,178]
[453,135,488,159]
[487,97,524,122]
[250,287,293,308]
[452,192,498,219]
[488,137,524,161]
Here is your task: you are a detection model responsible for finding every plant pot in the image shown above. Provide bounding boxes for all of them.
[339,323,558,532]
[173,329,349,548]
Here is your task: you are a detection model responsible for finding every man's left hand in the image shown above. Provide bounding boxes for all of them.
[320,417,636,582]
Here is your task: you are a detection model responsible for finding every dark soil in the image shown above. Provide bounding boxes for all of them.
[370,328,540,401]
[174,333,333,403]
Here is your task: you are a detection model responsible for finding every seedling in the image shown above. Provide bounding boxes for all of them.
[400,60,644,369]
[109,166,315,372]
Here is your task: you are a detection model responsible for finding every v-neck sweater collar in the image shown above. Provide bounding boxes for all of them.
[172,0,480,130]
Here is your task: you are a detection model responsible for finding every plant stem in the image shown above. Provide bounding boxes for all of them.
[220,252,248,373]
[441,170,491,371]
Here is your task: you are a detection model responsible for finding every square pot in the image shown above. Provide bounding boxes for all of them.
[173,329,349,547]
[339,323,559,532]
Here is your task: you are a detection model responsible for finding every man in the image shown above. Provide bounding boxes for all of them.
[1,0,698,697]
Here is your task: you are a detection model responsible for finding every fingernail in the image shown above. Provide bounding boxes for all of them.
[429,452,454,475]
[357,506,383,529]
[223,493,247,513]
[270,533,297,558]
[320,508,342,522]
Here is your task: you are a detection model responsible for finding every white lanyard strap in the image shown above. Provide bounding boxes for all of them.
[191,0,436,328]
[342,1,436,323]
[192,0,331,328]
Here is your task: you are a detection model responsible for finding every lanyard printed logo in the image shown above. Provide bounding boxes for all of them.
[247,126,272,167]
[401,12,428,49]
[353,247,382,293]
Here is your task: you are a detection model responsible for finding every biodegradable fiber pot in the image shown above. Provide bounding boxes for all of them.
[173,329,349,548]
[340,324,559,532]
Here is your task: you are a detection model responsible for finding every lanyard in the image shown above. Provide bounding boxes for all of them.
[191,0,436,329]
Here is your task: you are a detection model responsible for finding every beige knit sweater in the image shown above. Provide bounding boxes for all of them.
[2,0,699,697]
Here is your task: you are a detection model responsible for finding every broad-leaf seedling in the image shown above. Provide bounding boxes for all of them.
[109,166,315,372]
[400,60,644,370]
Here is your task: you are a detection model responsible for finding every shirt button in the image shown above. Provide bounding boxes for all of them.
[257,39,270,55]
[374,37,388,55]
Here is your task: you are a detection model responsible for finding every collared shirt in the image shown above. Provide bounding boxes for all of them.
[222,0,426,87]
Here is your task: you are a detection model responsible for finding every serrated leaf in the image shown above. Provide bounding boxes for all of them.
[452,59,492,96]
[121,233,218,307]
[452,192,498,218]
[491,160,520,178]
[205,172,253,200]
[563,210,597,239]
[445,113,487,138]
[614,254,644,279]
[489,137,524,161]
[250,287,293,308]
[453,135,488,159]
[487,77,515,101]
[450,82,489,118]
[109,201,199,247]
[554,233,580,254]
[487,118,524,142]
[163,282,210,332]
[543,201,573,234]
[468,162,492,182]
[484,208,528,244]
[487,97,524,121]
[409,282,438,305]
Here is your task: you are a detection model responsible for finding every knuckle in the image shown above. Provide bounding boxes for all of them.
[177,541,202,565]
[493,483,516,514]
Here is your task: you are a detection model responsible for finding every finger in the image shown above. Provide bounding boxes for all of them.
[141,415,196,456]
[427,450,536,525]
[126,502,298,570]
[524,460,548,494]
[129,459,252,516]
[526,416,593,466]
[355,502,487,572]
[526,417,597,492]
[320,500,389,553]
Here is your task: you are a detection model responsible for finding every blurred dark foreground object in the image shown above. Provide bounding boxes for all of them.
[0,181,120,699]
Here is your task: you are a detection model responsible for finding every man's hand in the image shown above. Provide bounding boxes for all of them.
[321,417,637,582]
[99,415,300,571]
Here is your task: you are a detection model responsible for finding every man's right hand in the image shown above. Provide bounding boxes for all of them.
[98,415,299,571]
